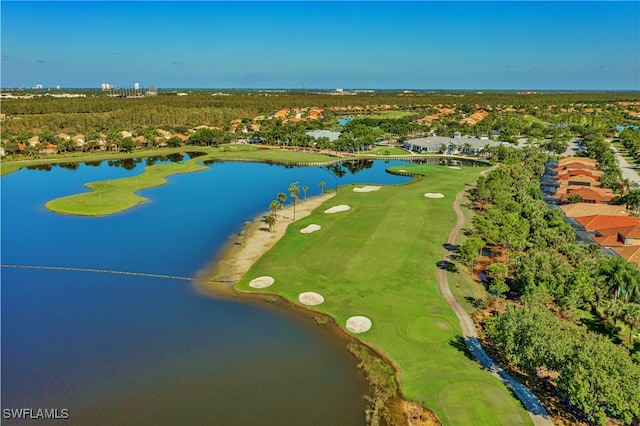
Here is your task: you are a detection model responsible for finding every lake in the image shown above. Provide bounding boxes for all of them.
[1,157,414,425]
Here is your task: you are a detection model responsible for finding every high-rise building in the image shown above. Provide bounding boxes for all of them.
[134,82,140,90]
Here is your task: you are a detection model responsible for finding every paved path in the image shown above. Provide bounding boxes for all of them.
[610,141,640,186]
[437,183,553,426]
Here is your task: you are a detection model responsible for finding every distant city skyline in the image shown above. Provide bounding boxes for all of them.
[2,1,638,91]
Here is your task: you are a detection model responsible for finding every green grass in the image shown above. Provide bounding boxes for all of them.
[366,110,419,120]
[364,146,412,156]
[236,165,532,425]
[45,160,208,216]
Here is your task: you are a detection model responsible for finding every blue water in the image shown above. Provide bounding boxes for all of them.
[1,159,411,425]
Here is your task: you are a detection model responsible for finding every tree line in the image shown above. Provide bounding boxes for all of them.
[458,146,640,424]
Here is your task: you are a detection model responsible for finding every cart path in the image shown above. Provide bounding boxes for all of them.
[437,182,553,426]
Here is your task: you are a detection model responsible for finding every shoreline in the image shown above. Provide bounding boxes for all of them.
[194,186,442,426]
[195,191,337,294]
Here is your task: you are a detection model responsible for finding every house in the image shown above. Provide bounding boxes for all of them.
[39,143,57,154]
[403,135,515,155]
[610,246,640,268]
[556,169,603,181]
[156,129,171,139]
[71,134,86,147]
[552,186,615,204]
[594,226,640,247]
[559,203,628,218]
[575,215,640,232]
[28,136,40,147]
[306,130,341,142]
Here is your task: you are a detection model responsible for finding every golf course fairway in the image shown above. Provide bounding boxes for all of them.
[236,165,533,425]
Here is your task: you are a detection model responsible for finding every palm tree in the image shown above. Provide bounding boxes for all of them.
[264,214,276,232]
[598,257,640,302]
[302,185,308,201]
[269,200,279,219]
[602,299,625,324]
[622,303,640,348]
[277,192,287,210]
[624,189,640,216]
[288,182,300,220]
[319,181,326,193]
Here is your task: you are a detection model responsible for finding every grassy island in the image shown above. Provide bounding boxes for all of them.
[42,145,341,216]
[235,165,532,425]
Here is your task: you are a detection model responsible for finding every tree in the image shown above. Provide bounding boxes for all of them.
[264,214,276,232]
[319,181,326,193]
[167,136,182,148]
[277,192,287,210]
[488,277,510,311]
[457,236,484,273]
[566,193,584,204]
[239,229,247,247]
[624,189,640,215]
[621,303,640,348]
[244,220,251,236]
[485,303,571,376]
[597,256,640,303]
[557,331,640,425]
[288,181,300,220]
[120,137,135,153]
[269,200,279,219]
[302,185,308,201]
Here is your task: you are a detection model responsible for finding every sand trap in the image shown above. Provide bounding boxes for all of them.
[249,276,275,288]
[424,193,445,199]
[398,169,407,172]
[346,316,372,333]
[324,205,351,214]
[298,291,325,306]
[447,166,461,170]
[353,185,381,193]
[300,224,321,234]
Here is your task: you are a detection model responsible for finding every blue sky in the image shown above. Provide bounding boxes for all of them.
[2,1,638,90]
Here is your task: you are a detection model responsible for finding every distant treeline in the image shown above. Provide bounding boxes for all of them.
[2,91,640,142]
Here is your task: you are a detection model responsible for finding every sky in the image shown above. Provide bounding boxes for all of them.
[1,1,639,90]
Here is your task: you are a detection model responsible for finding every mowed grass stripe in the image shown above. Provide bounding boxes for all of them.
[237,165,532,425]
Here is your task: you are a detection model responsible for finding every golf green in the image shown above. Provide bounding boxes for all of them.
[236,165,532,425]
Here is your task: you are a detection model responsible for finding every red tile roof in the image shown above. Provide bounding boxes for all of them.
[576,215,640,232]
[560,203,628,218]
[611,246,640,268]
[554,186,614,203]
[594,226,640,246]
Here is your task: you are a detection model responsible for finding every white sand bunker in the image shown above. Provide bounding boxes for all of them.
[249,276,275,288]
[298,291,325,306]
[447,166,461,170]
[353,185,381,193]
[399,169,407,172]
[324,205,351,214]
[346,316,372,333]
[424,193,445,199]
[300,224,321,234]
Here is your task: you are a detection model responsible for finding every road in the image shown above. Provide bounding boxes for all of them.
[437,182,553,426]
[609,141,640,186]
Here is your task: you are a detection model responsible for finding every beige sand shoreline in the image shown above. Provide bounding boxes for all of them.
[196,192,336,293]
